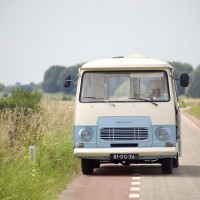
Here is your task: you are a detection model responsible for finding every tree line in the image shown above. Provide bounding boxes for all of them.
[42,63,83,94]
[42,61,200,97]
[168,62,200,97]
[1,61,200,97]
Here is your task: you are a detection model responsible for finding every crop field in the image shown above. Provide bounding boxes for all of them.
[0,100,80,200]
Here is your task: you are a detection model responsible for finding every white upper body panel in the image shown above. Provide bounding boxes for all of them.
[81,54,173,71]
[74,54,176,126]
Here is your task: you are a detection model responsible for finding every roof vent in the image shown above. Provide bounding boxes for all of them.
[112,56,124,59]
[125,54,148,58]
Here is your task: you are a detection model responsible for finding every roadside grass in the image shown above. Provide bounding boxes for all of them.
[187,103,200,120]
[179,98,186,108]
[183,98,200,107]
[180,98,200,120]
[0,100,80,200]
[42,92,74,101]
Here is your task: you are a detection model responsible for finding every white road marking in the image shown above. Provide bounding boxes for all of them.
[129,193,140,198]
[132,177,140,180]
[130,187,140,191]
[131,181,140,186]
[129,174,141,199]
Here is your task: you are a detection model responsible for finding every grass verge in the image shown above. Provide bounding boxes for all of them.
[180,98,200,120]
[0,100,80,200]
[187,103,200,120]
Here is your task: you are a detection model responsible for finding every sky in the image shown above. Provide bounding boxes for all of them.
[0,0,200,86]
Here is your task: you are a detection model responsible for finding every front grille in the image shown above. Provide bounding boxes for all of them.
[100,127,148,141]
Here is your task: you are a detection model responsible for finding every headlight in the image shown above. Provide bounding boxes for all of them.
[157,128,168,141]
[80,129,93,141]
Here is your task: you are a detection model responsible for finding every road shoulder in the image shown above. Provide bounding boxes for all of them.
[181,109,200,129]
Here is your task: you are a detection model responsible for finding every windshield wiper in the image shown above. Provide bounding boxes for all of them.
[129,97,158,106]
[84,97,115,107]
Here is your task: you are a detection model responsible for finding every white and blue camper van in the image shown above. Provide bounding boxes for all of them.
[64,54,189,174]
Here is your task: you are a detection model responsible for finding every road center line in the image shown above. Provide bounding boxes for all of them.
[132,177,140,180]
[129,193,140,198]
[131,181,140,186]
[130,187,140,191]
[129,173,141,199]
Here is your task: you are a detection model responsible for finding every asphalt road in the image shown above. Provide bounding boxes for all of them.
[60,114,200,200]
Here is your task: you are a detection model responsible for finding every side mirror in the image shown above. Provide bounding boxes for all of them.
[64,75,71,88]
[180,73,189,87]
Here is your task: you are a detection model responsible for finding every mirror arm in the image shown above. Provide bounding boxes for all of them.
[64,75,78,88]
[66,75,78,82]
[172,76,180,81]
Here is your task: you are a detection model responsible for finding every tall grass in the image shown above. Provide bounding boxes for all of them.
[0,100,80,200]
[182,98,200,107]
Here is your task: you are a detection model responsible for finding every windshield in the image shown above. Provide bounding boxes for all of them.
[80,71,170,103]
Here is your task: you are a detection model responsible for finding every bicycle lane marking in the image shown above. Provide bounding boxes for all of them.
[129,168,140,199]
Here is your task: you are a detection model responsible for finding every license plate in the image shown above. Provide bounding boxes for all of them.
[110,154,138,160]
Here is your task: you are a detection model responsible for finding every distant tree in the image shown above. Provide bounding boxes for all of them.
[42,66,66,93]
[0,83,5,92]
[169,62,193,95]
[23,82,42,92]
[42,63,83,94]
[59,63,82,94]
[186,65,200,97]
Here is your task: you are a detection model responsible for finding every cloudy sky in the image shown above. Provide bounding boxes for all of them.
[0,0,200,85]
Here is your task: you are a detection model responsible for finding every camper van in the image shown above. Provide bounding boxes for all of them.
[64,54,189,174]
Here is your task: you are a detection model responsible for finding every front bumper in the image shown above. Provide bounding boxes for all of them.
[74,147,177,159]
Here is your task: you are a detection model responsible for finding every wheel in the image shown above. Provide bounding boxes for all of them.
[161,158,173,174]
[93,160,100,168]
[173,155,179,168]
[81,159,94,175]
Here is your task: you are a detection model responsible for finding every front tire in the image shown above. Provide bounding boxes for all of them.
[81,159,94,175]
[161,158,173,174]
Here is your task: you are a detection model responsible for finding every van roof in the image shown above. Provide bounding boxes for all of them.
[82,54,173,70]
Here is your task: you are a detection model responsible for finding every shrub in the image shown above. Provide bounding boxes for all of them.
[0,88,42,111]
[179,99,186,108]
